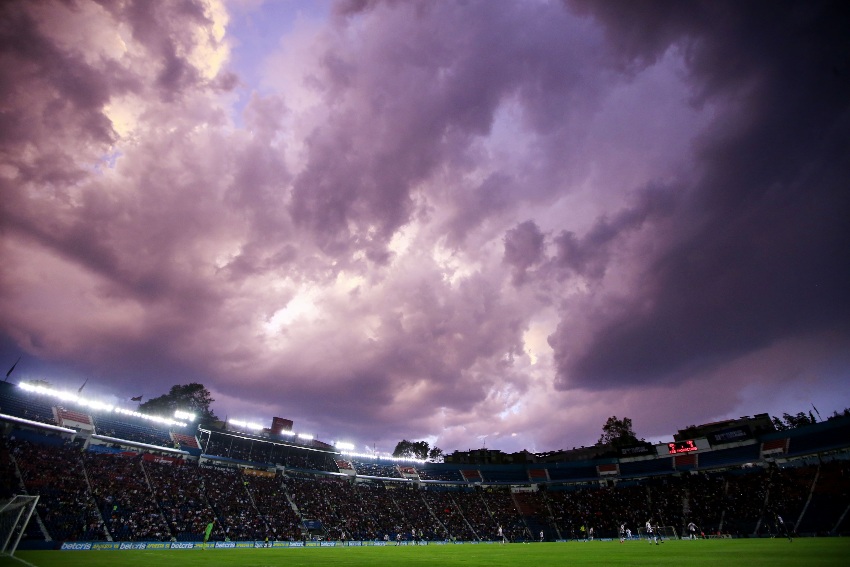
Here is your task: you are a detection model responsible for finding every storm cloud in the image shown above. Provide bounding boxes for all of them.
[1,0,848,454]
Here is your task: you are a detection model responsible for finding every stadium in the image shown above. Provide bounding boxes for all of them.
[1,379,849,567]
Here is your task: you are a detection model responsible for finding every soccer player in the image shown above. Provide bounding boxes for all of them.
[619,524,625,543]
[646,519,658,545]
[777,514,792,542]
[539,530,544,543]
[588,526,594,541]
[687,521,698,540]
[626,528,632,540]
[498,525,506,544]
[203,520,214,550]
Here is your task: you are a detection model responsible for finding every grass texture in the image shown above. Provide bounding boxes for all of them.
[4,538,850,567]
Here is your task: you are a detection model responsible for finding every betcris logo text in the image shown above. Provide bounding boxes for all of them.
[170,542,195,549]
[119,542,147,550]
[214,541,236,548]
[61,542,93,550]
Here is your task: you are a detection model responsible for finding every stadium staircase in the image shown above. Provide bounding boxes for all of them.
[792,464,819,534]
[78,455,112,541]
[140,459,180,541]
[511,492,557,541]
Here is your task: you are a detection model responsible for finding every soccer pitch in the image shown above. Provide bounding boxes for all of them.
[4,539,850,567]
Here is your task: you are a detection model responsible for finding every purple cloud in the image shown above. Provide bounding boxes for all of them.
[1,0,848,457]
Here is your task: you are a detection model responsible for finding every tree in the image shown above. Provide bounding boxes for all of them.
[771,411,816,431]
[138,383,217,420]
[392,439,434,460]
[392,439,429,459]
[829,408,850,420]
[428,446,444,463]
[598,415,641,448]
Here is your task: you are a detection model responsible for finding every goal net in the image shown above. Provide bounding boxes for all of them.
[637,525,679,540]
[0,495,39,557]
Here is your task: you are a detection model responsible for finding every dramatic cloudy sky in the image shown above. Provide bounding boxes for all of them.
[2,0,848,455]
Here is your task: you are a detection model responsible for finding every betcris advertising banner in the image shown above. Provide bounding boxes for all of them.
[90,542,120,550]
[60,542,93,550]
[144,543,170,550]
[119,542,148,550]
[64,539,420,551]
[170,542,196,549]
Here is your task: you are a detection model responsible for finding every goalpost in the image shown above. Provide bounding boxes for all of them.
[637,525,679,540]
[0,495,39,558]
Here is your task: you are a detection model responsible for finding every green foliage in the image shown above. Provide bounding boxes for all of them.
[829,407,850,420]
[138,383,217,420]
[771,411,816,431]
[392,439,443,461]
[598,415,642,448]
[428,446,444,463]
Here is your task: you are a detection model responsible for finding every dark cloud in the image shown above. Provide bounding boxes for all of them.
[549,184,678,281]
[289,0,607,256]
[552,0,850,389]
[504,220,546,285]
[2,0,848,456]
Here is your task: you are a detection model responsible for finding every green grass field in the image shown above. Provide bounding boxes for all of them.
[4,539,850,567]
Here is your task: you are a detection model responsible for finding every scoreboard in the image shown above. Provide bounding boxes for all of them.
[667,439,698,454]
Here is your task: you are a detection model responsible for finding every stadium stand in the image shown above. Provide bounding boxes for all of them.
[351,460,401,478]
[92,413,173,447]
[480,467,528,483]
[418,467,464,482]
[697,444,761,469]
[460,469,483,482]
[0,382,56,425]
[55,408,94,430]
[1,381,849,547]
[547,463,598,481]
[171,432,200,449]
[619,457,673,477]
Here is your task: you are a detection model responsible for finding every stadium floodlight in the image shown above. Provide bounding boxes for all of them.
[174,410,196,421]
[335,441,355,450]
[297,433,314,440]
[19,382,187,427]
[336,449,425,463]
[230,419,263,430]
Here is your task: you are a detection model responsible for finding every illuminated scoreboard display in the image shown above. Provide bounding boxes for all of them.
[667,439,698,454]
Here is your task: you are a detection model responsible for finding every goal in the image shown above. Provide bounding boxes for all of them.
[0,495,39,557]
[637,525,679,540]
